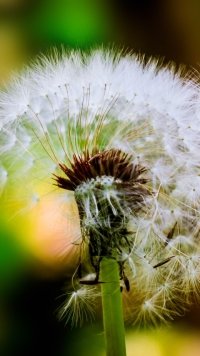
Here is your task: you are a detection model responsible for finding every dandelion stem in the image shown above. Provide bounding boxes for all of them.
[100,257,126,356]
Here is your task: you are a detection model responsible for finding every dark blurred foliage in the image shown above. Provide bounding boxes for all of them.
[0,270,104,356]
[1,0,200,64]
[111,0,200,65]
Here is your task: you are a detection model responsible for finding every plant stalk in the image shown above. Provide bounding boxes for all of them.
[100,257,127,356]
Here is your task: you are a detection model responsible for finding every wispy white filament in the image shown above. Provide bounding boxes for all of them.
[58,285,98,326]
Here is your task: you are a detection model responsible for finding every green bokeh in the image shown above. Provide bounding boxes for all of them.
[0,215,27,294]
[32,0,110,48]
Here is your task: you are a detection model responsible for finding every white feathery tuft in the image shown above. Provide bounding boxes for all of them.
[1,49,200,326]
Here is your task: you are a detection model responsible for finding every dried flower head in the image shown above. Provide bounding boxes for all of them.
[1,49,200,326]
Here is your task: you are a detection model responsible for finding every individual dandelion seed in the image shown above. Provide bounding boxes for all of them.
[1,48,200,356]
[58,285,99,327]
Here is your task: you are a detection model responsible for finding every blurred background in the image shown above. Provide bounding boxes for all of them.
[1,1,200,355]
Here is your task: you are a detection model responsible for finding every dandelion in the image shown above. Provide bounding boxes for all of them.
[1,49,200,355]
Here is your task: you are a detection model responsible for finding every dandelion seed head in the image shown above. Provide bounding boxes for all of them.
[1,49,200,326]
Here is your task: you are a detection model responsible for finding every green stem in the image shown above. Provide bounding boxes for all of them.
[100,257,127,356]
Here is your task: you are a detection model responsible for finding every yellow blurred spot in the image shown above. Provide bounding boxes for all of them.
[5,186,81,272]
[176,337,200,356]
[26,193,81,267]
[0,24,26,84]
[126,333,162,356]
